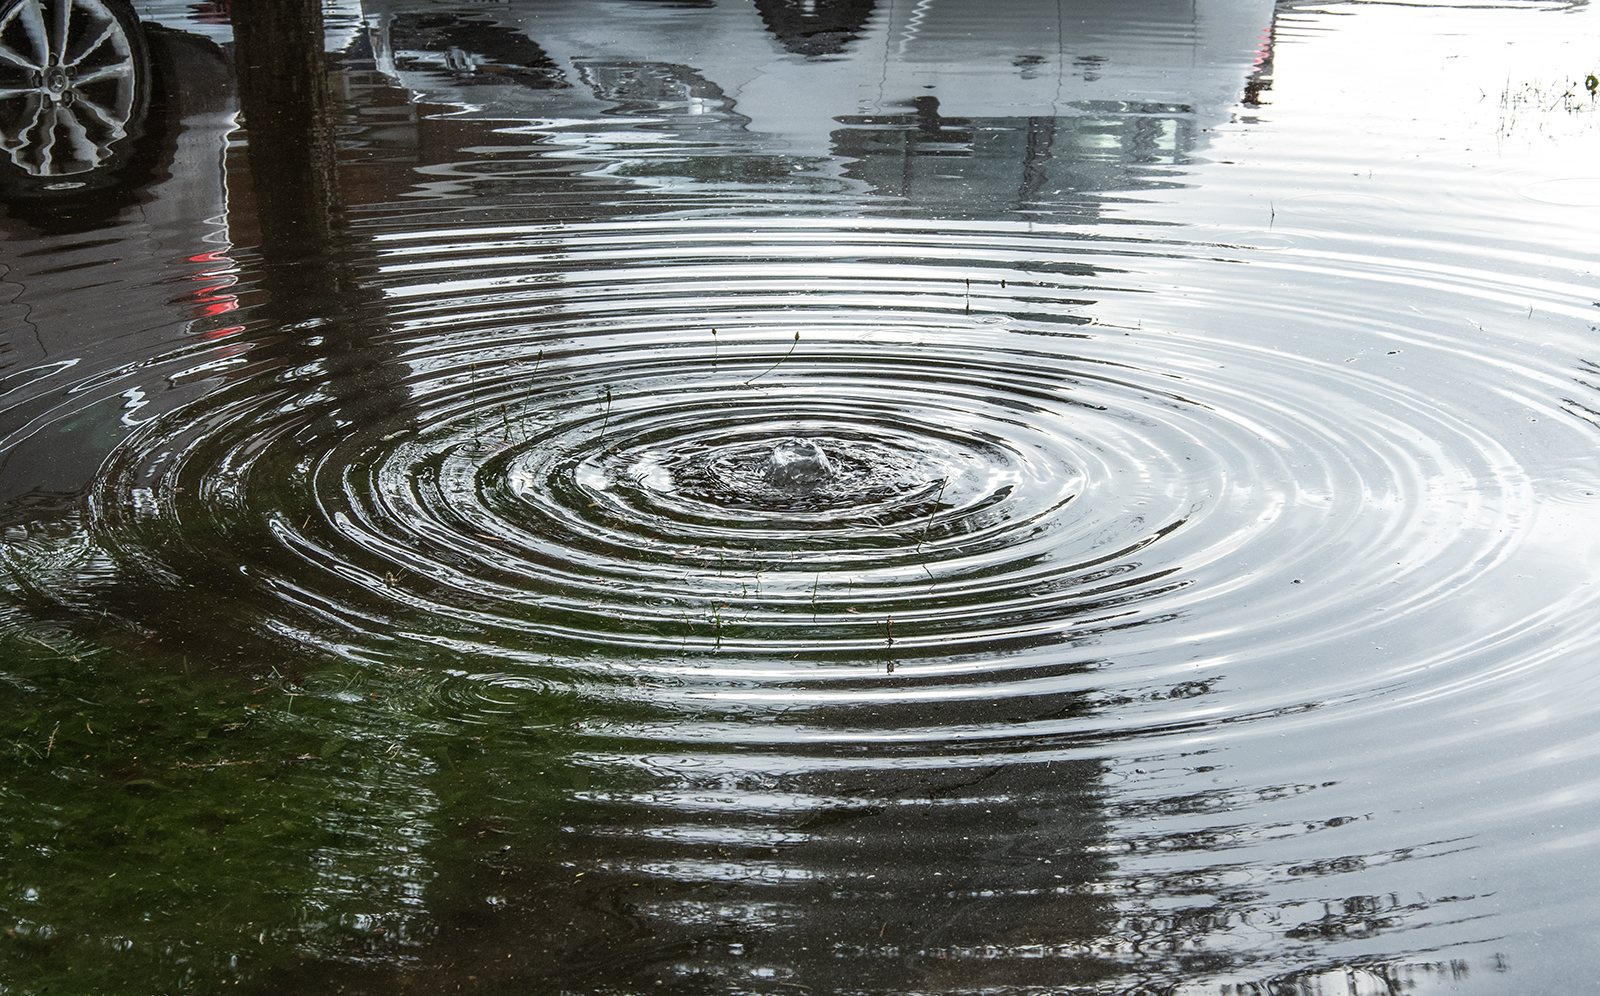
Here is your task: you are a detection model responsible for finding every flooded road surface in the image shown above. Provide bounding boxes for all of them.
[2,0,1599,992]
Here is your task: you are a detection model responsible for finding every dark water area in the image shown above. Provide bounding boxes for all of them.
[2,0,1599,992]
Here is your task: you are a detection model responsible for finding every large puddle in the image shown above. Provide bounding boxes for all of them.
[2,0,1599,992]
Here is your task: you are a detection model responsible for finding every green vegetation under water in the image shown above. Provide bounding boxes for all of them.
[0,625,594,993]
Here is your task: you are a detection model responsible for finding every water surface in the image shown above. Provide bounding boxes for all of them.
[2,0,1599,992]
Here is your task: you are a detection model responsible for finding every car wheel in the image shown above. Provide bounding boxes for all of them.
[0,0,150,199]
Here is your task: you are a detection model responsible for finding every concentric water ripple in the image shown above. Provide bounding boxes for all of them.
[8,3,1600,988]
[86,219,1600,757]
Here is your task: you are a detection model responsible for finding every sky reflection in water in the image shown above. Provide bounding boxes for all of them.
[1,0,1599,993]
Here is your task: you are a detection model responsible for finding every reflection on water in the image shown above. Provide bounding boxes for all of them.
[0,0,150,194]
[2,0,1599,993]
[832,97,1194,218]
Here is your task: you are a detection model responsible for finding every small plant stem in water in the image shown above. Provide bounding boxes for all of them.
[678,609,695,650]
[745,330,800,386]
[917,478,949,553]
[520,349,543,440]
[469,361,479,442]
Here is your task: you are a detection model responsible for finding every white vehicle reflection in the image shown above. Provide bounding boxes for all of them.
[343,0,1274,217]
[355,0,1274,152]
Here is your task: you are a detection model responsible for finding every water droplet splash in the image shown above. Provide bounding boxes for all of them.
[758,437,834,492]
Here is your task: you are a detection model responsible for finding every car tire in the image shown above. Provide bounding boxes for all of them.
[0,0,151,200]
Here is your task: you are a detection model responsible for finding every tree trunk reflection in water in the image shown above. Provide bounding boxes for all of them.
[94,0,414,664]
[231,0,339,251]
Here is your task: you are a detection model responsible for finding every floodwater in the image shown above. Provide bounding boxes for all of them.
[1,0,1598,992]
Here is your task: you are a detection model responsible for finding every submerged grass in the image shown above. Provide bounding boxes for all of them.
[1495,71,1600,140]
[0,626,586,994]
